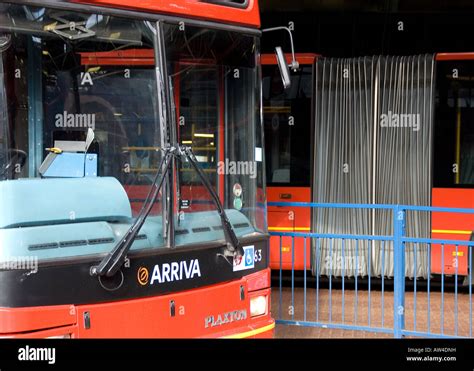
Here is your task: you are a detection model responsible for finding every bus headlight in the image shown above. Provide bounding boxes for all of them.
[250,295,267,317]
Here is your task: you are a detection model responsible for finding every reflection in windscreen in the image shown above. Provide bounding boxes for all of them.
[0,5,168,262]
[164,23,266,236]
[0,5,267,264]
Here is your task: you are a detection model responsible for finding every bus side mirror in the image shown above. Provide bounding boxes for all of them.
[275,46,291,89]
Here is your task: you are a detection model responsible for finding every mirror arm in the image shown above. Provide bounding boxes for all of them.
[262,26,299,71]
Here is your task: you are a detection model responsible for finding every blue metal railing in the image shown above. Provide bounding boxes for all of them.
[268,201,474,338]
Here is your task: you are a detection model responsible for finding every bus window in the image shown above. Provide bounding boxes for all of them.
[434,60,474,187]
[178,65,219,193]
[262,65,312,186]
[164,23,266,245]
[0,5,165,262]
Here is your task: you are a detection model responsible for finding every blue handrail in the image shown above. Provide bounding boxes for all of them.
[269,201,474,338]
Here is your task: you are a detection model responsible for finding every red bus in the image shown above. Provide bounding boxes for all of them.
[263,52,474,282]
[0,0,275,338]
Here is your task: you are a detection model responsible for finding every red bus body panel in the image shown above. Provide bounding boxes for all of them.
[431,188,474,276]
[1,269,274,338]
[436,52,474,61]
[74,0,261,28]
[261,53,318,66]
[268,187,311,270]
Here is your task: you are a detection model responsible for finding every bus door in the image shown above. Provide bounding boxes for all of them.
[262,54,316,270]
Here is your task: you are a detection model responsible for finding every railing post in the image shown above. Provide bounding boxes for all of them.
[393,205,406,338]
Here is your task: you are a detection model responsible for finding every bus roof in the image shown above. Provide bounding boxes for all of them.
[74,0,261,28]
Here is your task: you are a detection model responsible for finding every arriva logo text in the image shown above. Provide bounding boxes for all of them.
[149,259,201,285]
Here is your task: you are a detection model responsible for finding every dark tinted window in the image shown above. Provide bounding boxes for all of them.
[262,64,312,186]
[434,60,474,187]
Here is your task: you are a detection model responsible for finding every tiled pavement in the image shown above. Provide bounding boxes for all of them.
[272,286,473,338]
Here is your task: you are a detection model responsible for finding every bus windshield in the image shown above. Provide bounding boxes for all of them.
[0,4,266,265]
[162,23,266,246]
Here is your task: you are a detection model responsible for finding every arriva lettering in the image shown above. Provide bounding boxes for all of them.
[150,259,201,284]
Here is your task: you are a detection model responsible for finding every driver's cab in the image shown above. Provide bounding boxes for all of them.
[0,4,266,265]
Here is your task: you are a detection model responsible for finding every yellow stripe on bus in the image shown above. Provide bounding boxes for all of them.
[268,227,311,231]
[432,229,472,235]
[269,227,471,234]
[221,322,275,339]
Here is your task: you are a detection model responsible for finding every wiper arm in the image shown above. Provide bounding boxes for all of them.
[90,147,175,277]
[181,146,244,259]
[90,145,244,278]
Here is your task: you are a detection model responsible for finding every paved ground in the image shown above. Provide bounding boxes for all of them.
[272,285,473,338]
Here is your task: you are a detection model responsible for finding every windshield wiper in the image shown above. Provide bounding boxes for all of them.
[90,145,244,278]
[90,146,175,277]
[181,146,244,259]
